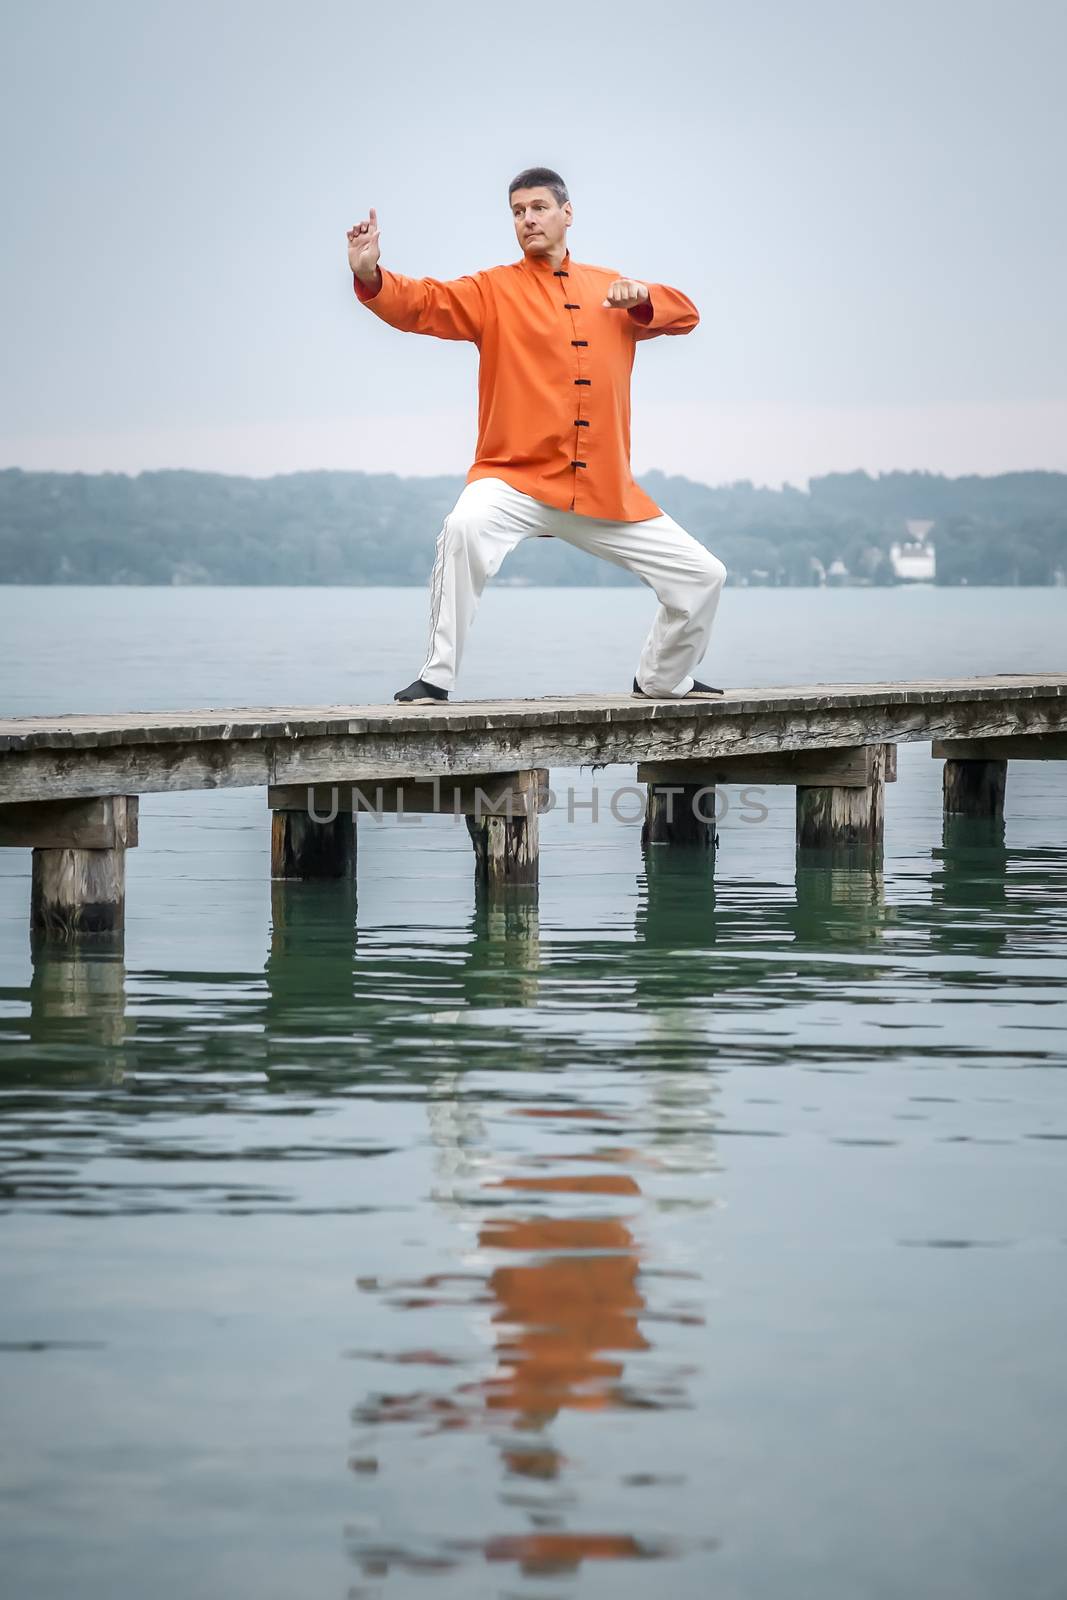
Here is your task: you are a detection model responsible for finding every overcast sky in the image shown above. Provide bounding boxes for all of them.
[2,0,1064,489]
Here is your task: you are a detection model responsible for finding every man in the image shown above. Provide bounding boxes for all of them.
[346,167,727,704]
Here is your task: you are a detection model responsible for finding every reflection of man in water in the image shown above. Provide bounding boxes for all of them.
[355,1110,668,1572]
[357,1153,650,1438]
[479,1172,649,1432]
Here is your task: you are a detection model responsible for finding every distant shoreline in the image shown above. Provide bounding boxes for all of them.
[1,580,1060,591]
[3,466,1066,588]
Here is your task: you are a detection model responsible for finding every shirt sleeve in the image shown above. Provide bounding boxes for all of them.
[353,267,486,343]
[627,283,700,341]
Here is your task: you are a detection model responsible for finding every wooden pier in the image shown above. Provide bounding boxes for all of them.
[1,674,1064,939]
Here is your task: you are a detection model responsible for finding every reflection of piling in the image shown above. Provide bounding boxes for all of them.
[794,852,887,943]
[635,848,717,949]
[469,887,541,1008]
[931,813,1009,957]
[268,876,357,954]
[27,938,128,1074]
[265,879,358,1050]
[939,813,1007,856]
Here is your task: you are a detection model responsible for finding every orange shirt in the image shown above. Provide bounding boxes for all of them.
[353,247,699,522]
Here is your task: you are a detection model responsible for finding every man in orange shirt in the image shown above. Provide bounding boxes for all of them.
[347,167,727,704]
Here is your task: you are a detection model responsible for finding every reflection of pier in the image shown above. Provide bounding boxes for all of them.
[262,881,543,1084]
[1,676,1064,937]
[15,809,997,1102]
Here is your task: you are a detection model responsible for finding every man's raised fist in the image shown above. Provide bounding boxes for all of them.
[602,278,649,310]
[347,208,381,282]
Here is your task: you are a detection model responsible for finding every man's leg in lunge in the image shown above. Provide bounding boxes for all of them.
[554,511,727,694]
[633,513,727,693]
[417,479,534,691]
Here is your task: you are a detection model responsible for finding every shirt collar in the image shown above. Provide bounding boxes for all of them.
[519,246,572,274]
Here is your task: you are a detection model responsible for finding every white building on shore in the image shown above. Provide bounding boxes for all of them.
[889,519,936,582]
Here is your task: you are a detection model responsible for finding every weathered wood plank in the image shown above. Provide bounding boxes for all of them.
[0,795,138,849]
[268,771,550,818]
[932,734,1067,760]
[638,745,897,788]
[1,676,1063,754]
[0,740,273,805]
[1,680,1063,804]
[266,695,1062,790]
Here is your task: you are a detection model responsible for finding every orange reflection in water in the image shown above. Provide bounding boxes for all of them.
[478,1210,648,1426]
[483,1530,664,1572]
[353,1104,695,1577]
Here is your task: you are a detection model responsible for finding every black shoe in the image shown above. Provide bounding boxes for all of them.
[632,675,724,698]
[394,677,449,704]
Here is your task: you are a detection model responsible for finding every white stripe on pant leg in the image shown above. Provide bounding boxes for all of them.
[419,520,449,685]
[418,501,481,690]
[418,479,542,690]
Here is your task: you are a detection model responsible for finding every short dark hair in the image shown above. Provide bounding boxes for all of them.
[508,167,569,207]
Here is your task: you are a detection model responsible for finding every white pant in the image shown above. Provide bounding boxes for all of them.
[418,478,727,694]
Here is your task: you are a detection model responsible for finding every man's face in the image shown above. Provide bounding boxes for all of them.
[510,186,572,257]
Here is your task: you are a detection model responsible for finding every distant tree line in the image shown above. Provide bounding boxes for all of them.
[1,466,1065,586]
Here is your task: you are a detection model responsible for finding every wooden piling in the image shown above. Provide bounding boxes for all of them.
[795,744,891,850]
[637,747,898,851]
[931,730,1067,821]
[269,770,548,890]
[640,782,717,849]
[31,847,127,938]
[942,759,1008,820]
[465,771,543,889]
[270,808,356,880]
[0,796,138,941]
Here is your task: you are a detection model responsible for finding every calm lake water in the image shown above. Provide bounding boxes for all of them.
[1,584,1066,1600]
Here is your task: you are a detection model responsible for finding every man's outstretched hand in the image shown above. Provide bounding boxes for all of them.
[602,278,650,309]
[347,209,381,282]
